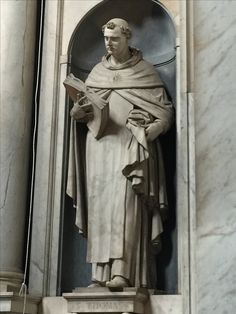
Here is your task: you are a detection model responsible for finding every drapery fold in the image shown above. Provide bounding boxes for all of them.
[66,47,174,286]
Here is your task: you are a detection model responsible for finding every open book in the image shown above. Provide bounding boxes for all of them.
[63,74,109,139]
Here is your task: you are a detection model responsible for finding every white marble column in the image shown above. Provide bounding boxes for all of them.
[0,0,37,291]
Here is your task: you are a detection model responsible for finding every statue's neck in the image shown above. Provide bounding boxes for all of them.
[110,48,131,66]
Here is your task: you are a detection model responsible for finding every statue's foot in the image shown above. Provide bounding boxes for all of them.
[106,276,129,288]
[87,281,103,288]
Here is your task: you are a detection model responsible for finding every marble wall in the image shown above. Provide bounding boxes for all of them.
[194,1,236,313]
[27,0,236,313]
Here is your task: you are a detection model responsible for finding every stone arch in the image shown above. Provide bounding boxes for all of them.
[61,0,177,293]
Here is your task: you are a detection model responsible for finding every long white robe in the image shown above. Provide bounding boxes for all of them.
[67,48,173,286]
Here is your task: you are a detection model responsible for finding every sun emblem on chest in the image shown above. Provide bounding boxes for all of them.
[113,72,121,82]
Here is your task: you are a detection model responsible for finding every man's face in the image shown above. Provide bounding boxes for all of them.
[104,27,128,58]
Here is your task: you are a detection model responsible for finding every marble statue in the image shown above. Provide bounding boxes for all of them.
[66,18,174,288]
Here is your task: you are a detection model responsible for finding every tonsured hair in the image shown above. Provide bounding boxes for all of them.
[102,21,132,39]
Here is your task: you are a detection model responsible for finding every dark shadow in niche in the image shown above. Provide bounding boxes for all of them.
[60,0,177,294]
[156,126,177,294]
[61,195,91,292]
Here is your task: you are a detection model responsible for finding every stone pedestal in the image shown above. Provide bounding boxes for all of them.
[0,0,37,292]
[63,288,149,314]
[0,292,41,314]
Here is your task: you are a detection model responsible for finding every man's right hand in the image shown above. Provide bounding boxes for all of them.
[70,102,94,123]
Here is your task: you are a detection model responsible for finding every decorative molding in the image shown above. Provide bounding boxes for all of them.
[0,272,24,293]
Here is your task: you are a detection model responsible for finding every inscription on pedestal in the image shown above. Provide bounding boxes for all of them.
[76,300,120,311]
[87,301,119,311]
[63,288,149,314]
[69,300,132,313]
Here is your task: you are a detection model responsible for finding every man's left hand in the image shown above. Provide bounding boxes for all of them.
[145,122,163,141]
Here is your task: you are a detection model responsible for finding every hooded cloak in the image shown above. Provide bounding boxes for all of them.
[66,48,173,286]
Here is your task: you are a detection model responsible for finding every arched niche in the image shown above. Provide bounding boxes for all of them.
[61,0,177,294]
[70,0,176,102]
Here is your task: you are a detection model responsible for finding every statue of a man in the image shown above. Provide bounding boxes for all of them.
[66,18,174,288]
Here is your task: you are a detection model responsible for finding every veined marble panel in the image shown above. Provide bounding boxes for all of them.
[194,1,236,313]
